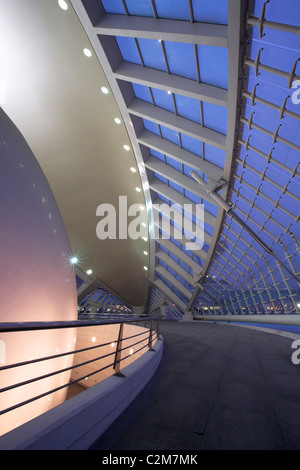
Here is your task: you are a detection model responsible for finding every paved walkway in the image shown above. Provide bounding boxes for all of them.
[90,321,300,450]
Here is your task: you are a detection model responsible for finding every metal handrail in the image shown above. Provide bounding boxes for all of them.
[0,315,160,332]
[0,316,161,416]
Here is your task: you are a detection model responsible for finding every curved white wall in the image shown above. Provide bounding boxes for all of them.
[0,108,77,436]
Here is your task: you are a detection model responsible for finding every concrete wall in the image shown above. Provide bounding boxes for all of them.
[0,336,163,450]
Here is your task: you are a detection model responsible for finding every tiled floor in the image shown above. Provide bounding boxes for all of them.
[91,321,300,450]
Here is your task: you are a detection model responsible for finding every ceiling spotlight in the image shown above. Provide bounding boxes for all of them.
[83,48,92,57]
[70,257,78,265]
[130,167,137,173]
[123,144,130,151]
[135,187,141,192]
[101,86,109,94]
[58,0,68,10]
[86,269,93,275]
[114,117,121,124]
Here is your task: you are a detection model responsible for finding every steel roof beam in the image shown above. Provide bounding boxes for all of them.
[138,129,224,181]
[114,62,228,107]
[156,238,202,276]
[94,14,228,47]
[128,98,227,150]
[150,278,187,312]
[144,156,218,205]
[152,197,212,250]
[155,265,193,300]
[149,178,218,228]
[156,250,196,287]
[185,0,248,312]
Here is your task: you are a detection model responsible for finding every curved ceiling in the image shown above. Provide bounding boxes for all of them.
[0,0,150,308]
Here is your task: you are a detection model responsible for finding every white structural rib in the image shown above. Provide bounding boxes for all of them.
[114,62,228,107]
[156,250,197,287]
[138,129,224,182]
[129,98,226,150]
[157,238,202,276]
[144,156,218,205]
[152,198,212,249]
[151,278,187,312]
[149,178,218,228]
[155,265,192,300]
[185,0,247,313]
[94,15,228,47]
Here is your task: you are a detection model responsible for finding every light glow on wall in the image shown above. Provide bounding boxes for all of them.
[0,109,77,436]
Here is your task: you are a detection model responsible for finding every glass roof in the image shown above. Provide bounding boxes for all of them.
[74,0,300,319]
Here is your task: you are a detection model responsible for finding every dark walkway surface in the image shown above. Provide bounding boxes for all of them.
[91,321,300,450]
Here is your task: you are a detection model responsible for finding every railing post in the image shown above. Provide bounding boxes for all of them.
[157,319,161,340]
[113,323,126,377]
[148,320,155,351]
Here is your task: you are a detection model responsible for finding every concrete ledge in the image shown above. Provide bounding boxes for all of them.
[0,337,163,450]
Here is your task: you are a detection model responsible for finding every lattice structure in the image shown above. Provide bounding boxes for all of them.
[79,287,132,315]
[194,0,300,316]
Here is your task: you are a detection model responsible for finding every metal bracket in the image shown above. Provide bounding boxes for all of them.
[253,48,263,76]
[272,124,281,143]
[288,58,300,88]
[258,0,270,38]
[279,96,289,119]
[249,83,259,106]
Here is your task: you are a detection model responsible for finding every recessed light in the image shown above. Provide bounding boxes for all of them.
[86,269,93,275]
[123,144,130,151]
[143,251,148,255]
[130,167,137,173]
[83,48,92,57]
[101,86,109,94]
[58,0,68,10]
[135,187,141,192]
[70,257,78,265]
[114,117,121,124]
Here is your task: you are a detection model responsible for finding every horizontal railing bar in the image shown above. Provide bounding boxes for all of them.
[0,328,150,373]
[111,335,158,368]
[0,328,152,376]
[0,338,118,372]
[0,331,155,394]
[0,349,117,394]
[0,329,158,392]
[0,332,159,416]
[0,361,115,416]
[0,316,161,333]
